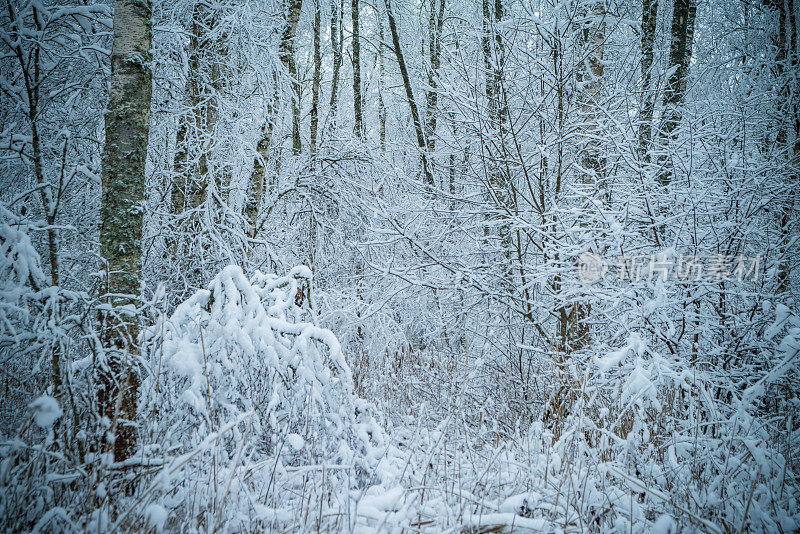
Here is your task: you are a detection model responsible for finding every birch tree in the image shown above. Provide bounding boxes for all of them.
[425,0,445,154]
[99,0,153,461]
[286,0,303,154]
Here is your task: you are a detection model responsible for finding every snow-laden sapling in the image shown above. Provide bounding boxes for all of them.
[137,265,387,528]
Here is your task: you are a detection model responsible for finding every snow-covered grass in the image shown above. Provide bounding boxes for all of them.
[344,338,800,533]
[2,327,799,533]
[0,203,797,532]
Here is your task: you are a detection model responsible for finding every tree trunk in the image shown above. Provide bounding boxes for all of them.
[577,1,606,190]
[789,0,799,182]
[638,0,657,161]
[311,0,321,154]
[789,0,798,164]
[563,0,606,353]
[482,0,494,119]
[493,0,506,128]
[352,0,363,138]
[329,0,343,124]
[482,0,506,199]
[424,0,445,153]
[378,15,386,149]
[4,6,60,289]
[776,0,797,293]
[248,0,302,231]
[247,72,279,235]
[481,0,513,285]
[16,10,62,392]
[172,2,214,215]
[99,0,153,463]
[284,0,303,155]
[386,0,434,187]
[657,0,697,185]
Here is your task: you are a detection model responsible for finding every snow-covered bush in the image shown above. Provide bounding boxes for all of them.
[136,265,387,529]
[0,205,102,533]
[0,206,52,393]
[531,307,800,532]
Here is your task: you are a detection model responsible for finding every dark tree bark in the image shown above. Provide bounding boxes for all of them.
[329,0,343,123]
[99,0,153,462]
[662,0,697,133]
[311,0,321,154]
[577,1,606,189]
[789,0,799,173]
[482,0,508,191]
[5,3,63,393]
[564,1,606,353]
[657,0,697,184]
[481,0,512,269]
[773,0,798,293]
[172,2,212,215]
[352,0,363,138]
[248,0,302,231]
[386,0,434,187]
[638,0,658,160]
[482,0,494,118]
[493,0,506,127]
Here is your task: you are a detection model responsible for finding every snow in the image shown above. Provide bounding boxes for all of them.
[461,512,549,532]
[359,485,405,514]
[28,396,62,429]
[144,503,168,532]
[595,332,645,372]
[285,433,304,450]
[136,265,388,526]
[622,359,660,410]
[2,0,800,530]
[652,514,677,534]
[765,303,793,339]
[499,491,541,514]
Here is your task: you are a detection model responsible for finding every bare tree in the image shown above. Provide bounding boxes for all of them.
[561,0,606,353]
[481,0,513,289]
[773,0,798,293]
[385,0,434,187]
[171,1,214,215]
[247,0,302,233]
[247,72,279,234]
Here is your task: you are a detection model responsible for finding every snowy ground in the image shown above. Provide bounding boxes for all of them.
[1,258,797,532]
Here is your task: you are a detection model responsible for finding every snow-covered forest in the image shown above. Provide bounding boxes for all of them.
[1,0,799,529]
